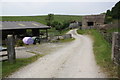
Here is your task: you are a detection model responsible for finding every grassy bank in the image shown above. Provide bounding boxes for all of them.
[77,29,118,77]
[2,53,44,78]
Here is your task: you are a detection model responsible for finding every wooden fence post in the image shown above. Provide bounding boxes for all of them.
[7,35,16,63]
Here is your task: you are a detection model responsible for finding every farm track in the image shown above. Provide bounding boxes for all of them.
[8,29,106,78]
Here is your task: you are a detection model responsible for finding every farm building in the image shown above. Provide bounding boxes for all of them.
[0,21,51,44]
[82,14,105,28]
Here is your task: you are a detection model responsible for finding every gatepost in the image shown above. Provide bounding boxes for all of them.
[7,35,16,63]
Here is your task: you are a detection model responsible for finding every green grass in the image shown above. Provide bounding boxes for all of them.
[77,29,91,34]
[48,28,70,36]
[2,15,82,25]
[77,29,118,78]
[2,53,44,78]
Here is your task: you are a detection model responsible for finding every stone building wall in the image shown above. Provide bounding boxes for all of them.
[82,14,105,28]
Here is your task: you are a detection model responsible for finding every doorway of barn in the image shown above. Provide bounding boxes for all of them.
[87,22,94,26]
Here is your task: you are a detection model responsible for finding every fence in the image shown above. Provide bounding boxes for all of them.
[0,35,16,63]
[0,50,8,62]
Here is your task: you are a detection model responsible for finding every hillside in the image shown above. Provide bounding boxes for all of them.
[2,15,82,25]
[105,1,120,23]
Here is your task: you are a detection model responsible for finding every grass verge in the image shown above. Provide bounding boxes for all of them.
[2,53,44,78]
[77,29,118,78]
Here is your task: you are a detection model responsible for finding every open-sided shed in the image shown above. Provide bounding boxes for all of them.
[0,21,50,41]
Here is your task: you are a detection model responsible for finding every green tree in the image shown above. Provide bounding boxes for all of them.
[55,23,63,34]
[105,10,112,23]
[62,20,71,29]
[52,21,63,34]
[46,14,54,26]
[105,1,120,23]
[111,1,120,19]
[51,21,59,28]
[106,10,111,16]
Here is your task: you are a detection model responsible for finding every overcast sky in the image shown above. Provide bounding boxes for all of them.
[0,0,119,16]
[1,0,120,2]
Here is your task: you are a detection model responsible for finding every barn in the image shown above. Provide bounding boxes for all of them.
[0,21,51,45]
[82,14,105,29]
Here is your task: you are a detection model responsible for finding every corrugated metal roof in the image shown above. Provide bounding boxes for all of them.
[0,21,50,30]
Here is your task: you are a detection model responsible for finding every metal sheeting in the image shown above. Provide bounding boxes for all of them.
[0,21,50,30]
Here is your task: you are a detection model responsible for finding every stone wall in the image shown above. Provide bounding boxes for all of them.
[82,14,105,28]
[49,34,72,42]
[112,32,120,65]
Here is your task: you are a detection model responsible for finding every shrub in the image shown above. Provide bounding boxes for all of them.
[16,39,24,46]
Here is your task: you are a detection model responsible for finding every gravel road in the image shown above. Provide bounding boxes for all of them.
[8,29,106,78]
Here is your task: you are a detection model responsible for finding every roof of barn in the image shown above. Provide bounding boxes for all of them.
[0,21,50,30]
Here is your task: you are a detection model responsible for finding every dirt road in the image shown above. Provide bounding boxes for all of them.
[8,29,106,78]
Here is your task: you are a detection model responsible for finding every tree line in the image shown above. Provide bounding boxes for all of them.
[105,1,120,23]
[46,14,71,34]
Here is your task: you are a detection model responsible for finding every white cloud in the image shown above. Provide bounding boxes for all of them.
[1,2,115,16]
[1,0,120,2]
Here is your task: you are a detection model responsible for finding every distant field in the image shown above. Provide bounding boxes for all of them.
[1,15,82,25]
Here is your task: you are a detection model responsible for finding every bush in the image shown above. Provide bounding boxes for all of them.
[16,39,24,46]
